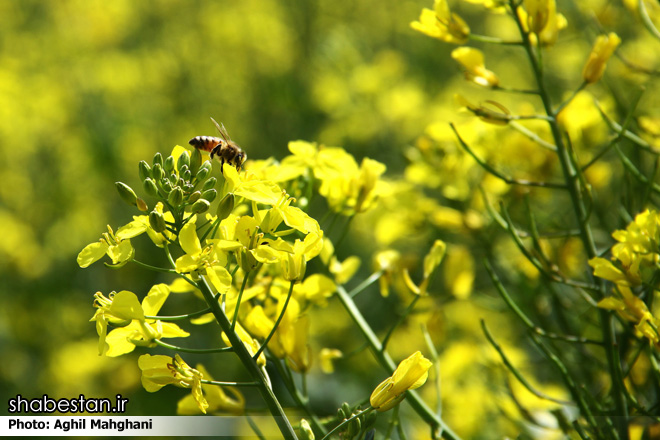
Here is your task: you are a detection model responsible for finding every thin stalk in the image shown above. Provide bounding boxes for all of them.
[197,276,298,440]
[509,1,628,434]
[335,285,462,440]
[153,339,234,354]
[348,271,383,298]
[232,272,250,331]
[254,281,295,360]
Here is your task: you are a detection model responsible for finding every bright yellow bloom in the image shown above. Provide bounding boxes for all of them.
[91,285,189,356]
[370,351,432,411]
[77,224,143,268]
[598,287,660,347]
[410,0,470,44]
[176,364,245,415]
[451,47,499,88]
[222,322,266,367]
[373,249,402,297]
[582,32,621,84]
[138,354,209,414]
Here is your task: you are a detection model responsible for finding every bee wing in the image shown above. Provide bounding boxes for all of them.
[210,117,232,142]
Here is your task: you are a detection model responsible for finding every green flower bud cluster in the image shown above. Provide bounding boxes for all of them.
[335,403,376,440]
[140,148,219,217]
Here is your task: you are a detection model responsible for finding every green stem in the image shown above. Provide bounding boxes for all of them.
[145,307,211,321]
[335,285,461,440]
[320,408,373,440]
[232,272,250,331]
[200,379,261,387]
[153,339,234,354]
[348,271,383,298]
[509,1,628,435]
[254,281,295,360]
[197,276,298,440]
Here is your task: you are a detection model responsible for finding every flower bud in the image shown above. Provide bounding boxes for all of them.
[136,198,148,212]
[138,160,152,181]
[202,189,217,202]
[202,176,216,191]
[161,179,173,193]
[164,156,175,173]
[168,187,184,206]
[152,163,165,181]
[582,32,620,84]
[191,199,211,214]
[143,178,159,197]
[190,147,202,176]
[182,169,192,182]
[341,403,351,418]
[177,151,190,171]
[196,162,212,182]
[189,191,202,203]
[152,152,163,167]
[216,193,235,220]
[115,182,138,207]
[149,210,166,233]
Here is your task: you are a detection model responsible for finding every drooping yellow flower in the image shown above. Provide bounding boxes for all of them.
[582,32,621,84]
[370,351,432,411]
[598,287,660,347]
[451,47,499,88]
[77,224,142,268]
[176,364,245,415]
[410,0,470,44]
[138,354,209,414]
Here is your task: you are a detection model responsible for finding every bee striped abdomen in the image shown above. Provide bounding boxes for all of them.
[189,136,222,152]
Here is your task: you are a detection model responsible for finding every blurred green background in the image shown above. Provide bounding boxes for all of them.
[0,0,455,419]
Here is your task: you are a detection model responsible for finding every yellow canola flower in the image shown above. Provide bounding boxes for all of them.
[177,364,245,415]
[523,0,553,34]
[410,0,470,44]
[138,354,209,414]
[517,2,567,46]
[582,32,621,84]
[174,217,233,294]
[77,224,142,268]
[598,286,660,347]
[91,285,190,357]
[370,351,432,412]
[451,47,499,88]
[222,322,266,367]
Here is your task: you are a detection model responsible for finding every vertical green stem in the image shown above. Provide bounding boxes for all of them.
[197,276,298,440]
[508,1,628,436]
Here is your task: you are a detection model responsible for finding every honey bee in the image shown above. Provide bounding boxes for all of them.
[189,118,247,171]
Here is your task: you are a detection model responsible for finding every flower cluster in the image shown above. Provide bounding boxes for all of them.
[589,210,660,347]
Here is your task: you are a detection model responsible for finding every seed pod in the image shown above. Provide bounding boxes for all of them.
[149,210,166,233]
[201,188,217,202]
[115,182,137,206]
[164,155,175,173]
[138,161,152,181]
[191,199,211,214]
[152,152,163,167]
[216,193,235,220]
[177,151,190,171]
[168,187,184,206]
[143,178,159,197]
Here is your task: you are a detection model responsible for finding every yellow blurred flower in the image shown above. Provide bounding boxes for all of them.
[523,0,553,34]
[410,0,470,44]
[370,351,432,411]
[451,47,500,87]
[582,32,621,84]
[319,348,343,374]
[598,286,660,347]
